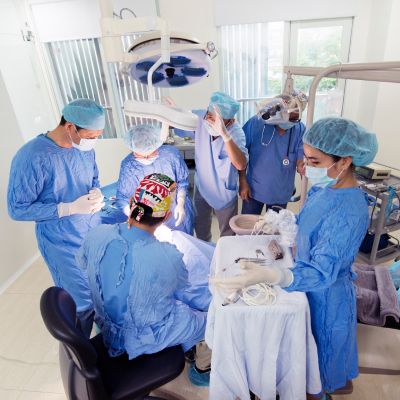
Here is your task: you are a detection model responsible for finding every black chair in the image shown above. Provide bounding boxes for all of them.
[40,287,185,400]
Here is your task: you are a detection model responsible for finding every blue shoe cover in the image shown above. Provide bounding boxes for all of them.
[188,365,210,387]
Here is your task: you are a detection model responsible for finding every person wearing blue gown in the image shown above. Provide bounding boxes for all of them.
[7,99,106,336]
[116,124,194,234]
[175,92,248,242]
[239,92,308,213]
[77,173,211,375]
[213,117,378,399]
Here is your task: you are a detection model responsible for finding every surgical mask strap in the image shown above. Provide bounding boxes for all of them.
[333,166,345,182]
[75,127,83,143]
[327,162,336,170]
[67,126,81,146]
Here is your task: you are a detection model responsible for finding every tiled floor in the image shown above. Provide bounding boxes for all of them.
[1,206,399,399]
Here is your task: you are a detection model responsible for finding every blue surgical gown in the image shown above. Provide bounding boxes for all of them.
[116,145,194,234]
[192,110,248,210]
[77,223,208,359]
[286,186,369,392]
[243,117,305,205]
[7,134,101,312]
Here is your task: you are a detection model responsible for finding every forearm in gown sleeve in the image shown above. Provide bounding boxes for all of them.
[8,161,59,222]
[115,161,133,213]
[174,255,208,310]
[286,214,358,292]
[91,160,101,189]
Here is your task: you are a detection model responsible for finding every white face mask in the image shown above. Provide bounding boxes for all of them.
[305,162,344,188]
[71,128,97,151]
[136,155,159,165]
[204,120,220,137]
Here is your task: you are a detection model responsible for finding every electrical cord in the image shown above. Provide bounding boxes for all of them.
[120,8,137,18]
[113,8,137,19]
[240,283,277,306]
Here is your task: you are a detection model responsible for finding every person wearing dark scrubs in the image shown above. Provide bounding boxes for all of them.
[239,92,308,214]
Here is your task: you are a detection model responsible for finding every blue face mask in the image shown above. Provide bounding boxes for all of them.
[305,163,338,188]
[278,122,296,130]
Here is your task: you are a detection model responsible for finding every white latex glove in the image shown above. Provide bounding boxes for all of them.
[57,192,105,217]
[174,190,186,227]
[88,187,104,201]
[211,262,293,292]
[123,204,131,217]
[207,105,232,143]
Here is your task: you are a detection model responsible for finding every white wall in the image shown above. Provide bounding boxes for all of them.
[369,0,400,170]
[215,0,362,26]
[342,0,399,169]
[30,0,157,42]
[0,1,57,142]
[0,70,39,293]
[0,0,53,291]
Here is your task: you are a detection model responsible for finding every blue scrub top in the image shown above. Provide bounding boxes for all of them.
[243,117,305,205]
[192,109,248,210]
[115,145,194,234]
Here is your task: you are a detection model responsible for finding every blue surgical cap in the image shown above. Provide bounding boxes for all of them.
[124,124,163,155]
[303,117,378,166]
[208,91,240,119]
[62,99,105,130]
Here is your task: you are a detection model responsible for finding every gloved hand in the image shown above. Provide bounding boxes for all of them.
[206,105,232,143]
[174,190,186,226]
[211,261,293,292]
[123,204,131,217]
[88,187,104,201]
[57,191,105,217]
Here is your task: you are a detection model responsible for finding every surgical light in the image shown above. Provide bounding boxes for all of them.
[124,32,217,89]
[100,0,217,130]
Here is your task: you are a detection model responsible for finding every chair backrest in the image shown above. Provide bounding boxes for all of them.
[40,287,109,400]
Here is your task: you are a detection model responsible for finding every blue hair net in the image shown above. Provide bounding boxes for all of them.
[62,98,105,130]
[303,117,378,166]
[208,91,240,119]
[124,124,163,154]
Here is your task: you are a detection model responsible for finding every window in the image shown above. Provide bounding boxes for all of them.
[45,36,161,139]
[289,18,353,121]
[219,18,353,124]
[219,22,284,124]
[46,38,117,138]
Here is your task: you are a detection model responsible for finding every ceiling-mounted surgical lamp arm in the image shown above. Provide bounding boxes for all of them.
[99,0,202,131]
[147,31,170,101]
[99,0,170,64]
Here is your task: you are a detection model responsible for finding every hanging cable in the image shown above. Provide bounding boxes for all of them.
[120,8,137,18]
[240,283,277,306]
